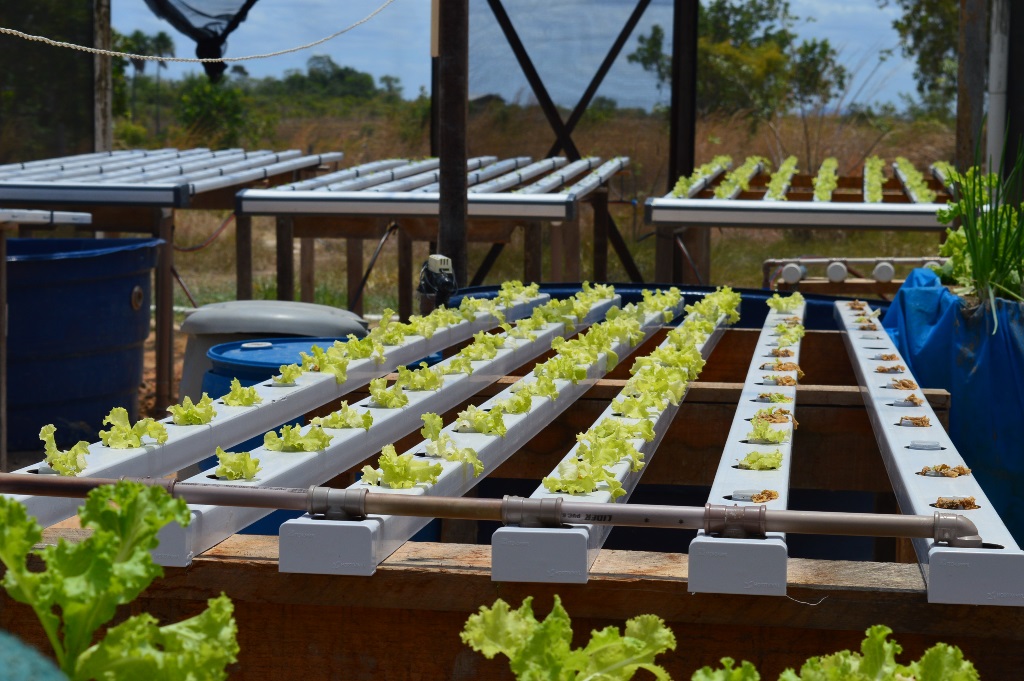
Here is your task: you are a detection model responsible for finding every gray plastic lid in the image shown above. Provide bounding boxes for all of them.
[181,300,368,337]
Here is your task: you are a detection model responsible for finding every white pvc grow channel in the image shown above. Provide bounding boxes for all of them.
[688,299,806,596]
[0,149,163,178]
[94,150,298,184]
[277,295,685,576]
[154,293,620,567]
[490,312,729,584]
[1,148,217,182]
[5,293,547,528]
[834,301,1024,607]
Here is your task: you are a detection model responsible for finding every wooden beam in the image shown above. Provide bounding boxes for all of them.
[6,529,1017,681]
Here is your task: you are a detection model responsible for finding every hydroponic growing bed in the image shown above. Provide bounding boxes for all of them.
[645,155,952,230]
[1,284,1022,680]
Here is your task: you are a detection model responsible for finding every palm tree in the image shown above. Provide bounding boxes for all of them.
[151,32,175,135]
[124,30,152,122]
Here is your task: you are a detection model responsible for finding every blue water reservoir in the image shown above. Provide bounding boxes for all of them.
[5,238,161,452]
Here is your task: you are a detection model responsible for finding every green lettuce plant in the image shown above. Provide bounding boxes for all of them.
[0,482,239,680]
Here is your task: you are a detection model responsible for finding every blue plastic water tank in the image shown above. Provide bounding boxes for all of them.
[5,238,161,452]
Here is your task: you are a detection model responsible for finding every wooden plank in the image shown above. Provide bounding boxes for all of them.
[7,533,1018,681]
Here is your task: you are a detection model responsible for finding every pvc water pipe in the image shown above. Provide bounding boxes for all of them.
[0,474,982,548]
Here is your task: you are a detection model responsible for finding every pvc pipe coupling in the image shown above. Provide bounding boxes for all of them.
[308,486,368,520]
[704,503,767,538]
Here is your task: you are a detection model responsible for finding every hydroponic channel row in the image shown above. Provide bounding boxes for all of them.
[833,300,1024,607]
[490,287,741,584]
[688,292,807,597]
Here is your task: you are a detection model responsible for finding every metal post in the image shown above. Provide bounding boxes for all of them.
[668,0,698,188]
[987,0,1010,171]
[956,0,988,172]
[670,0,703,284]
[1007,2,1024,178]
[437,0,469,287]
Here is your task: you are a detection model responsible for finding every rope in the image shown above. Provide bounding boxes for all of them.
[0,0,395,64]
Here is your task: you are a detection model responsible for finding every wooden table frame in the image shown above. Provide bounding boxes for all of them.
[1,154,340,411]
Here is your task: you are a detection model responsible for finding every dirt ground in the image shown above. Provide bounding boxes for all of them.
[139,325,188,418]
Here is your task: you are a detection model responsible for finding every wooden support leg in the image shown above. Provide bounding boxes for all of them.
[300,238,315,303]
[655,223,676,283]
[523,221,542,284]
[564,218,581,282]
[398,227,413,320]
[276,216,294,301]
[592,190,609,281]
[347,238,364,316]
[549,222,564,281]
[154,208,175,412]
[235,213,252,300]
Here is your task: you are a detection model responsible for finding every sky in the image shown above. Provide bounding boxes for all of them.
[111,0,919,111]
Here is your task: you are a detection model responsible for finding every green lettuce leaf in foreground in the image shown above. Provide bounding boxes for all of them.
[75,595,238,681]
[461,595,675,681]
[0,482,239,681]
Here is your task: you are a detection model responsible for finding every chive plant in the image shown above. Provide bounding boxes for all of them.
[938,147,1024,329]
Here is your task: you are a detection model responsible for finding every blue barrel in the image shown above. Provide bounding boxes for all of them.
[5,238,161,452]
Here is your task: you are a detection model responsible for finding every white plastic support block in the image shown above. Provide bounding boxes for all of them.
[688,302,806,596]
[153,296,621,567]
[833,301,1024,606]
[490,314,727,584]
[278,300,683,576]
[5,294,548,529]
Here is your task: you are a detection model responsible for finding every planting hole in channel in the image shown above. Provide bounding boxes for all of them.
[907,441,944,450]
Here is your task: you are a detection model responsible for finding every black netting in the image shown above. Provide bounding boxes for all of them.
[143,0,260,81]
[467,0,674,203]
[0,1,95,162]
